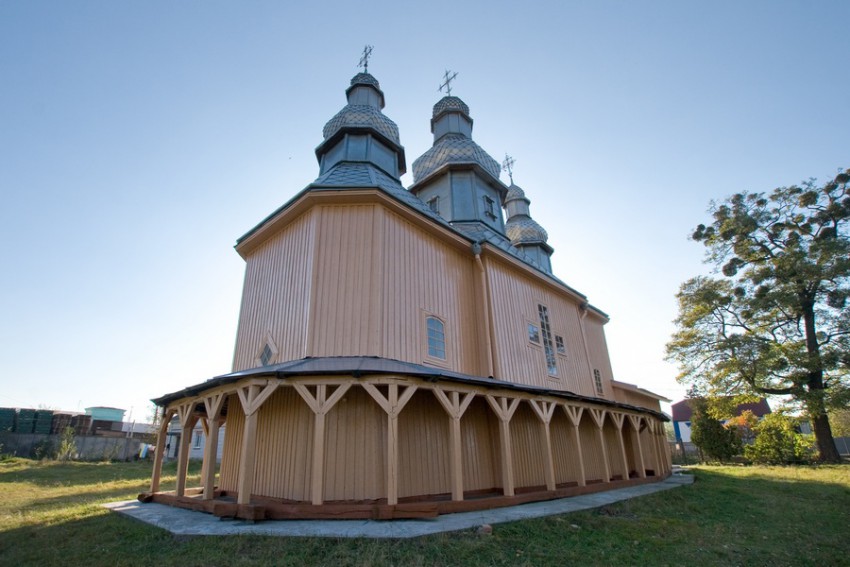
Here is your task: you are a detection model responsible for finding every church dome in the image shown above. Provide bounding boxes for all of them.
[506,216,548,244]
[322,73,400,144]
[322,106,400,143]
[412,133,501,182]
[350,72,380,89]
[432,96,470,119]
[505,184,528,203]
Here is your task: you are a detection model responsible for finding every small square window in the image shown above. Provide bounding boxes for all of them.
[483,195,496,219]
[427,196,439,214]
[528,323,540,344]
[556,335,566,355]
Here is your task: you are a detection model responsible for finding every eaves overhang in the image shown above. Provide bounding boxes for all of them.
[151,355,669,422]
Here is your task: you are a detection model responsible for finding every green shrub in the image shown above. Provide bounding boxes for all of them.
[745,412,816,464]
[690,410,742,463]
[56,427,77,461]
[32,437,56,460]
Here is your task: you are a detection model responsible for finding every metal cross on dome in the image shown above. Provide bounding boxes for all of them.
[439,70,459,96]
[358,45,374,73]
[502,154,516,184]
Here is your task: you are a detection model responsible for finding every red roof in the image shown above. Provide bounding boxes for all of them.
[671,398,771,422]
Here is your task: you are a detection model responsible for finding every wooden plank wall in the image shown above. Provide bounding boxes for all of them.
[309,205,382,357]
[577,416,607,482]
[583,317,616,399]
[485,259,596,397]
[253,388,313,501]
[218,394,244,493]
[189,382,668,505]
[398,391,451,499]
[460,398,499,491]
[232,211,315,371]
[509,404,547,489]
[380,209,479,373]
[603,420,627,477]
[321,386,387,501]
[550,411,582,485]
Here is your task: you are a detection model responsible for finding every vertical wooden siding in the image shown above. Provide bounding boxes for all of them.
[398,391,451,498]
[509,404,547,489]
[603,419,627,477]
[584,317,616,399]
[380,210,479,373]
[322,386,387,501]
[550,411,582,484]
[218,394,244,492]
[231,212,316,371]
[252,388,314,501]
[309,205,381,357]
[461,398,499,491]
[485,259,598,397]
[577,415,607,482]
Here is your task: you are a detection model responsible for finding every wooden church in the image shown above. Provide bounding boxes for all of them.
[143,63,672,520]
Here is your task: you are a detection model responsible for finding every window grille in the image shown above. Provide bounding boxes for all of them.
[538,304,557,376]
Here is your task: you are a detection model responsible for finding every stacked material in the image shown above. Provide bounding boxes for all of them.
[71,414,92,435]
[50,413,75,434]
[33,410,53,434]
[16,409,36,433]
[0,408,15,432]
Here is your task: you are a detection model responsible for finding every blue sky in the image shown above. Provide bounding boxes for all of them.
[1,1,847,420]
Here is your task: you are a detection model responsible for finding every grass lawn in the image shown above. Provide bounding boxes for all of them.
[0,458,848,566]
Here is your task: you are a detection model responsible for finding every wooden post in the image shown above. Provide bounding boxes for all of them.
[432,388,475,501]
[175,401,198,497]
[293,382,351,505]
[235,381,279,505]
[562,405,586,487]
[150,408,175,493]
[202,392,227,500]
[528,400,557,491]
[363,381,417,506]
[653,420,665,475]
[648,419,662,477]
[485,395,521,496]
[588,408,611,483]
[611,413,630,481]
[629,415,647,478]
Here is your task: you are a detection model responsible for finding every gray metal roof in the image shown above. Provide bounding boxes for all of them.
[151,355,667,421]
[505,184,529,203]
[322,105,401,144]
[506,215,549,244]
[432,96,470,119]
[411,133,502,182]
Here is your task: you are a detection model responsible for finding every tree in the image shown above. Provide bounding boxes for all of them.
[691,412,742,463]
[666,170,850,462]
[829,407,850,437]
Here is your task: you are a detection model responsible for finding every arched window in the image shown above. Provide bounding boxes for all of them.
[426,316,446,360]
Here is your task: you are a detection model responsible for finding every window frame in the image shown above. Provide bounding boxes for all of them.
[537,303,558,378]
[593,368,605,396]
[423,311,450,366]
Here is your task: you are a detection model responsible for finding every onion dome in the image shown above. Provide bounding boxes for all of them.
[321,73,400,144]
[504,184,549,244]
[315,72,406,178]
[411,96,501,183]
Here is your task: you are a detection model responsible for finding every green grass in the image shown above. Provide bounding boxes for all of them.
[0,458,848,566]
